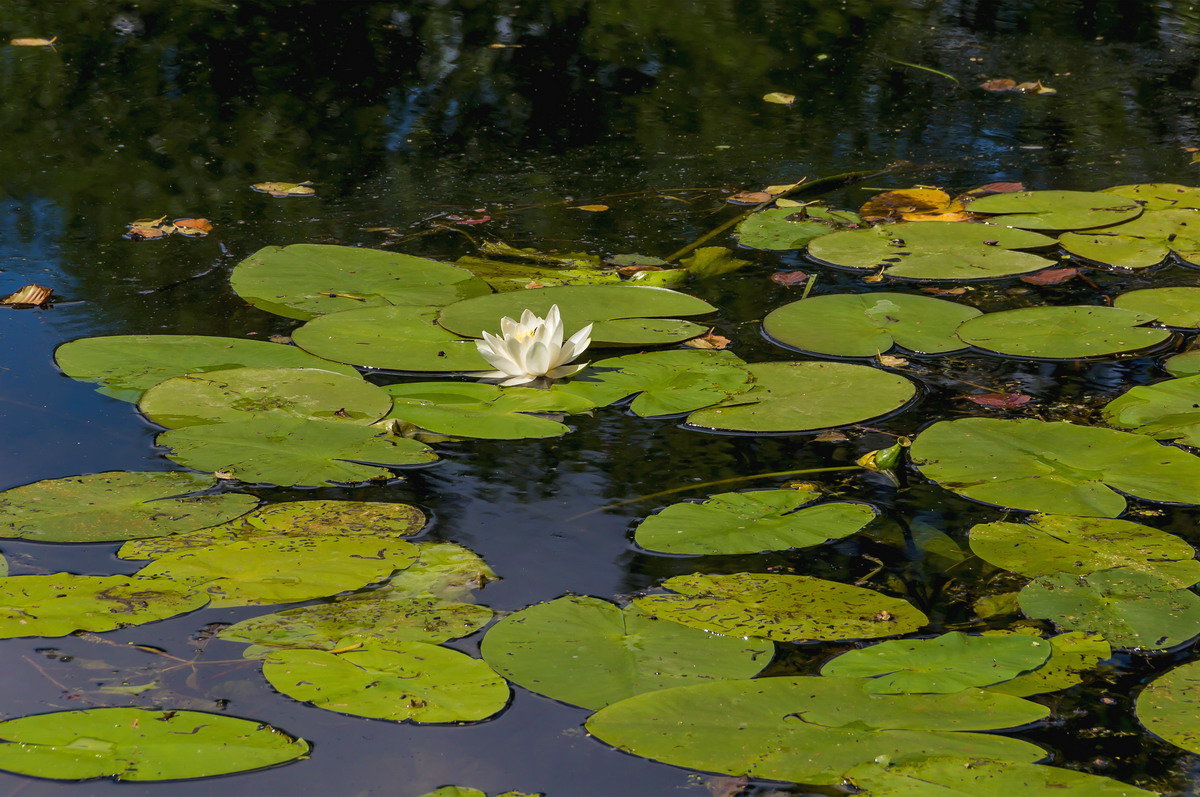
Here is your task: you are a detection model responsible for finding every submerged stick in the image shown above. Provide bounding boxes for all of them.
[883,57,960,85]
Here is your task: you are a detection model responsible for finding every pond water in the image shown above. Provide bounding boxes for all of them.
[4,1,1200,795]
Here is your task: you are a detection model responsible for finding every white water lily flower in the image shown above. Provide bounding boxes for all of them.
[474,305,592,386]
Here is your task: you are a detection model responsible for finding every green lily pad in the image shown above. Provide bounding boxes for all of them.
[0,708,308,781]
[0,574,209,638]
[0,471,255,543]
[135,536,418,607]
[763,292,981,357]
[955,306,1170,359]
[139,367,392,428]
[983,631,1111,697]
[1060,210,1200,269]
[633,487,876,555]
[377,542,500,602]
[1166,349,1200,377]
[910,418,1200,516]
[1019,569,1200,650]
[480,596,772,710]
[157,417,437,486]
[969,515,1200,589]
[806,222,1056,281]
[677,247,751,278]
[686,361,916,433]
[562,350,753,417]
[968,190,1142,230]
[1115,288,1200,328]
[263,644,509,723]
[1137,659,1200,754]
[633,572,927,642]
[845,757,1156,796]
[54,335,360,402]
[1104,375,1200,447]
[455,255,621,291]
[230,244,490,320]
[219,596,492,656]
[437,285,716,346]
[1104,182,1200,211]
[292,306,489,372]
[384,383,573,439]
[819,632,1051,694]
[585,677,1047,786]
[735,205,861,250]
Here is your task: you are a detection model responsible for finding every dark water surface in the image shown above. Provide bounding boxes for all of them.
[4,1,1200,794]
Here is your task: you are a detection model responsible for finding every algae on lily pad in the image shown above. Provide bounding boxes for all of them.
[1137,659,1200,755]
[1104,375,1200,447]
[763,292,981,357]
[845,757,1156,796]
[1060,210,1200,269]
[1104,182,1200,211]
[686,361,916,433]
[1114,287,1200,328]
[54,334,359,402]
[969,515,1200,589]
[968,190,1142,230]
[377,541,499,602]
[230,244,490,320]
[292,306,489,372]
[585,676,1047,786]
[0,574,209,638]
[384,382,575,439]
[0,471,255,543]
[0,708,309,781]
[634,572,927,642]
[983,631,1111,697]
[955,306,1170,359]
[806,222,1055,280]
[263,644,509,723]
[1019,569,1200,650]
[157,417,437,486]
[480,596,772,709]
[910,418,1200,517]
[820,632,1051,694]
[139,367,392,428]
[735,205,861,250]
[562,350,752,417]
[633,487,876,555]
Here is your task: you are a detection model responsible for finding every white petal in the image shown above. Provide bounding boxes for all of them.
[519,308,539,328]
[471,370,511,380]
[500,316,519,337]
[476,339,519,375]
[504,335,529,371]
[499,374,536,387]
[525,341,553,377]
[562,323,593,361]
[544,305,565,349]
[546,362,587,379]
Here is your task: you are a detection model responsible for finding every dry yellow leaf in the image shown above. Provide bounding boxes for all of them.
[571,204,609,212]
[251,181,316,197]
[1,285,52,306]
[10,37,56,47]
[762,92,796,105]
[860,187,975,223]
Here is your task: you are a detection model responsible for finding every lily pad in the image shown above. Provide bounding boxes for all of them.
[686,361,916,433]
[819,632,1051,694]
[633,572,927,642]
[845,757,1156,796]
[1019,569,1200,650]
[735,205,861,250]
[480,596,772,709]
[969,515,1200,588]
[633,487,876,555]
[292,306,489,372]
[955,306,1170,359]
[806,222,1056,281]
[562,350,753,417]
[1060,211,1200,269]
[54,335,359,402]
[1166,349,1200,377]
[678,247,751,278]
[135,536,418,607]
[1114,288,1200,328]
[0,471,255,543]
[0,708,308,781]
[763,293,981,357]
[968,190,1142,230]
[455,255,621,291]
[1137,659,1200,754]
[384,382,575,439]
[263,644,509,723]
[1104,375,1200,447]
[910,418,1200,516]
[377,542,500,602]
[984,631,1111,697]
[157,417,437,486]
[139,367,392,428]
[585,676,1047,786]
[1104,182,1200,211]
[0,574,209,638]
[437,285,716,346]
[230,244,490,320]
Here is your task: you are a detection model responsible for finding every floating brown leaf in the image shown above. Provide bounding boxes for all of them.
[571,205,609,212]
[124,216,173,240]
[250,181,315,197]
[966,392,1033,409]
[859,187,974,222]
[726,191,774,205]
[682,331,732,350]
[876,354,909,367]
[1020,267,1080,286]
[980,78,1018,91]
[958,182,1026,201]
[769,270,809,287]
[1015,80,1057,95]
[1,285,53,307]
[920,286,969,296]
[172,218,213,237]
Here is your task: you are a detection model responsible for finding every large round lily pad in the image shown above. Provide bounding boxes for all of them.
[0,708,309,781]
[1104,182,1200,211]
[437,285,716,345]
[561,350,753,417]
[377,541,500,602]
[263,644,509,722]
[983,631,1112,697]
[735,206,861,250]
[969,515,1200,588]
[384,382,574,439]
[1137,659,1200,754]
[230,244,490,320]
[1114,288,1200,328]
[0,574,209,638]
[910,418,1200,516]
[292,306,489,372]
[0,471,255,543]
[1019,569,1200,650]
[54,335,359,402]
[139,367,392,428]
[819,632,1051,694]
[955,306,1170,359]
[1104,375,1200,447]
[845,756,1155,796]
[157,417,437,486]
[633,487,876,555]
[806,222,1056,281]
[1060,210,1200,269]
[763,292,981,357]
[480,596,772,709]
[633,572,927,642]
[968,190,1142,230]
[1166,349,1200,377]
[585,676,1047,786]
[686,361,916,433]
